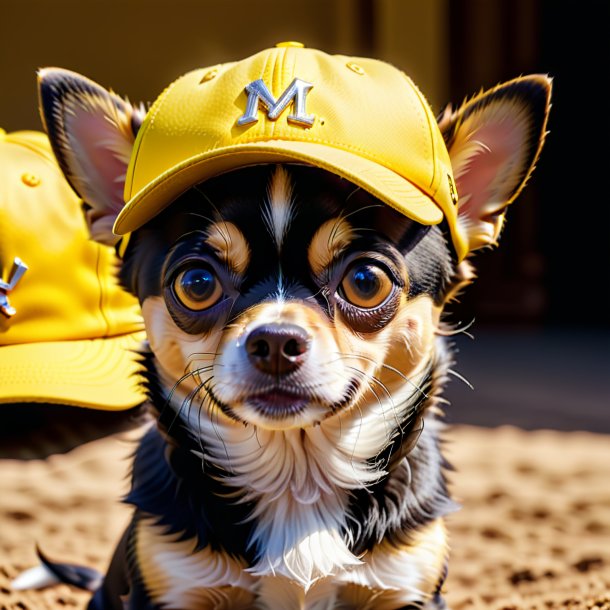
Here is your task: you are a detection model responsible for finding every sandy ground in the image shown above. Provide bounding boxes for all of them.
[0,422,609,610]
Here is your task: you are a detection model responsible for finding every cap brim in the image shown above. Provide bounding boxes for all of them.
[0,331,147,410]
[115,140,444,235]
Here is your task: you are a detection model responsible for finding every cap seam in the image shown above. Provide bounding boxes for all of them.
[5,139,57,166]
[126,76,183,200]
[270,48,282,139]
[95,246,112,336]
[403,72,438,193]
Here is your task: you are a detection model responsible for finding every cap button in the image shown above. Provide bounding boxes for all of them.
[275,41,304,48]
[21,173,41,187]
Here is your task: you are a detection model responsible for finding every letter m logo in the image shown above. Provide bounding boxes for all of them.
[237,78,314,127]
[0,257,28,318]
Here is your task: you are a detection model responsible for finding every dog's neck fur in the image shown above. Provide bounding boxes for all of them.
[130,334,455,589]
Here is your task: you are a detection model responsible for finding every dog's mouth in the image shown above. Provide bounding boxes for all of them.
[247,389,310,418]
[205,378,361,427]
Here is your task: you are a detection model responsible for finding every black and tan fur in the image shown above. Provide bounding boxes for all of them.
[28,67,550,609]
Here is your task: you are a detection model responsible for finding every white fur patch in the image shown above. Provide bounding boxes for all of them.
[263,166,294,251]
[11,565,59,590]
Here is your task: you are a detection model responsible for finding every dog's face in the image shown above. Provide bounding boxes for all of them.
[121,163,452,431]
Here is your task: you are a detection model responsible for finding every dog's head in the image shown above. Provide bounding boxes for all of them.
[37,49,550,456]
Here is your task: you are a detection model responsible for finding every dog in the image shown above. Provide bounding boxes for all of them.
[29,44,550,609]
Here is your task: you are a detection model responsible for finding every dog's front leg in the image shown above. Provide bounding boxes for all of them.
[87,521,163,610]
[86,525,136,610]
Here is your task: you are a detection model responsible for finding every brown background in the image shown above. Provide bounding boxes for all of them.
[1,0,608,431]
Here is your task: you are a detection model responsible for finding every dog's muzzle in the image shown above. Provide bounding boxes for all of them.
[241,322,313,417]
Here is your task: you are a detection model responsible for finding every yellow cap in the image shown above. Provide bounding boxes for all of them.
[0,129,147,409]
[115,44,467,260]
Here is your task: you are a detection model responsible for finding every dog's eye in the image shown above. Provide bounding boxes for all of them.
[173,267,223,311]
[339,263,394,309]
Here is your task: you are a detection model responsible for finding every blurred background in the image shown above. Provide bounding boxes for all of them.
[1,0,608,434]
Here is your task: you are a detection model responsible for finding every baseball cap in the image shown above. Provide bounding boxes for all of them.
[114,42,467,260]
[0,128,147,410]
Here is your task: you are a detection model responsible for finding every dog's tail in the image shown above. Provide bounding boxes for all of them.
[11,546,102,592]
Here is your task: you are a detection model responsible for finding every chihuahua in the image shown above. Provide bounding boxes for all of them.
[31,45,550,609]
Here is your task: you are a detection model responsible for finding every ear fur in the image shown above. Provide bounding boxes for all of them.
[439,75,552,252]
[38,68,146,245]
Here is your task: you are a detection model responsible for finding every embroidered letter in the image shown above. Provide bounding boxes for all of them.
[0,258,28,318]
[237,78,314,127]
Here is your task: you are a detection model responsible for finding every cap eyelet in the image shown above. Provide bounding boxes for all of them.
[21,173,41,187]
[346,62,365,75]
[448,174,458,205]
[200,68,218,83]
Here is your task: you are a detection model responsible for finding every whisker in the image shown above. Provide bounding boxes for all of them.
[325,202,382,252]
[333,202,383,229]
[448,368,474,390]
[166,380,204,435]
[253,425,262,449]
[332,368,393,486]
[186,364,213,387]
[351,402,365,475]
[192,186,235,250]
[196,397,207,474]
[344,185,361,203]
[157,368,204,422]
[200,378,234,472]
[336,351,429,399]
[186,350,221,362]
[344,364,402,436]
[436,318,475,339]
[306,285,333,312]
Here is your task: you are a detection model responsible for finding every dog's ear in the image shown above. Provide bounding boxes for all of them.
[38,68,146,245]
[439,75,551,253]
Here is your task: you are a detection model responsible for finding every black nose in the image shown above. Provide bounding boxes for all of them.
[246,323,310,376]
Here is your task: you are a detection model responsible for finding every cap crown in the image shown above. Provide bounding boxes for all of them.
[119,44,464,257]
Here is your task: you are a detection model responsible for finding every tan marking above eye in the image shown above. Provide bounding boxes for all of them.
[173,267,223,311]
[308,218,354,277]
[340,263,394,309]
[206,221,250,275]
